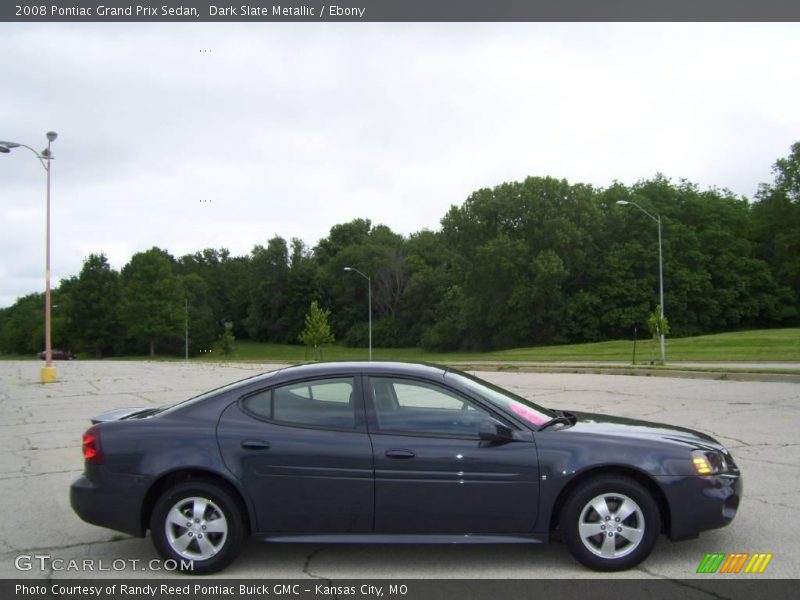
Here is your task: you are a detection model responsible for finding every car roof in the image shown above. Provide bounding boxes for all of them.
[164,362,455,416]
[272,361,449,380]
[222,361,450,391]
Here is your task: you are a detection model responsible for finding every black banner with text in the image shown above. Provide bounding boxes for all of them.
[3,0,800,23]
[4,579,799,600]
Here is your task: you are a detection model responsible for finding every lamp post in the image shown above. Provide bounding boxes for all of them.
[343,267,372,360]
[1,132,59,383]
[616,199,666,365]
[184,298,189,362]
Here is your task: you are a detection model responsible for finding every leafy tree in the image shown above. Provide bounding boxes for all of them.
[180,273,219,354]
[439,176,599,348]
[119,247,184,356]
[298,301,335,359]
[220,254,253,338]
[314,219,372,265]
[645,305,670,364]
[218,327,235,356]
[282,239,323,343]
[176,249,229,326]
[62,254,120,357]
[646,305,670,339]
[0,288,71,355]
[313,219,409,346]
[420,285,468,351]
[751,142,800,320]
[5,140,800,356]
[0,293,45,355]
[771,140,800,202]
[247,237,291,342]
[399,230,456,347]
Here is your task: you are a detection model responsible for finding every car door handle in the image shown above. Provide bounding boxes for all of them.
[241,439,271,450]
[385,449,415,459]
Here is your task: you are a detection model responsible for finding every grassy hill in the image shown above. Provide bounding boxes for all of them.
[5,327,795,364]
[197,328,799,363]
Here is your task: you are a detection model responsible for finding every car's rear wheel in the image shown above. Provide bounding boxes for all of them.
[150,479,245,574]
[561,475,660,571]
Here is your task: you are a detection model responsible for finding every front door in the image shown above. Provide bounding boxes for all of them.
[366,376,540,534]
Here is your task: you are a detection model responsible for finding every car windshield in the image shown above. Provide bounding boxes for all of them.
[445,370,556,427]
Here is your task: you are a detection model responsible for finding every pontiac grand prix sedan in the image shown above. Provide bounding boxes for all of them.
[70,362,741,574]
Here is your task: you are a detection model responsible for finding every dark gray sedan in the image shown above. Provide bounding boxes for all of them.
[70,362,741,573]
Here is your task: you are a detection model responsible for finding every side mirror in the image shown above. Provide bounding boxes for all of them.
[479,418,515,442]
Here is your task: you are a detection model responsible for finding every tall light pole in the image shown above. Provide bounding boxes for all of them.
[343,267,372,360]
[617,200,666,365]
[1,132,59,383]
[184,298,189,361]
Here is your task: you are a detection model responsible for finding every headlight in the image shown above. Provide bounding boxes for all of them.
[691,449,728,475]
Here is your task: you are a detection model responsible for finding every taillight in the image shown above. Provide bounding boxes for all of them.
[82,425,103,464]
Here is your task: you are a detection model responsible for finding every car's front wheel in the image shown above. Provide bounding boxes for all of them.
[561,475,660,571]
[150,479,246,574]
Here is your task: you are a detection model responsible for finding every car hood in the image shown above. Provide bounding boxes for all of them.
[563,410,726,451]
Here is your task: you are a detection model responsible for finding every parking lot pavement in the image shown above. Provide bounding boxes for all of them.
[1,360,797,580]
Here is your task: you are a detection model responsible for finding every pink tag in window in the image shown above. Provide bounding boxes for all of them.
[509,401,548,426]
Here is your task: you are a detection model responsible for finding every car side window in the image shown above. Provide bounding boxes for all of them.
[243,377,356,430]
[370,377,491,437]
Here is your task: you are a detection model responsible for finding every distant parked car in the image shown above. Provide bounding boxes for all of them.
[70,362,741,574]
[38,349,75,360]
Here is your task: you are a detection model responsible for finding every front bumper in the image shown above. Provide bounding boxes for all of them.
[70,468,149,537]
[659,473,742,540]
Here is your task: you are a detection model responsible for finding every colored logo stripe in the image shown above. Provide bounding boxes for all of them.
[744,553,773,574]
[697,553,726,573]
[696,552,773,574]
[719,553,749,573]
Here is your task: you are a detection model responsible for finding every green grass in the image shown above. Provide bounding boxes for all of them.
[488,328,800,362]
[3,328,797,364]
[196,328,799,364]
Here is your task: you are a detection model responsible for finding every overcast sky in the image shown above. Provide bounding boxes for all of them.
[2,22,799,308]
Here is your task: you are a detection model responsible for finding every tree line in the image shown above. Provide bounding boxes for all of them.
[1,142,798,357]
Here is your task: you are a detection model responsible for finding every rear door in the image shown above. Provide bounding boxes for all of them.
[366,376,540,534]
[217,375,374,533]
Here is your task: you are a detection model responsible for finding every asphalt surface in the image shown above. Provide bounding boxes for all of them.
[0,360,797,580]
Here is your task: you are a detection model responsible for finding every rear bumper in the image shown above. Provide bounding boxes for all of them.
[660,473,742,540]
[70,469,149,537]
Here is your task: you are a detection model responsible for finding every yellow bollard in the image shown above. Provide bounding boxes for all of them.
[40,366,57,384]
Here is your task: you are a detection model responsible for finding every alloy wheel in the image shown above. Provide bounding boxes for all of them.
[577,492,645,559]
[164,496,228,560]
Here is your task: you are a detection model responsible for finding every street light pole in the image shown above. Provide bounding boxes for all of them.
[1,132,59,383]
[656,213,665,363]
[44,132,55,379]
[184,298,189,361]
[343,267,372,360]
[616,200,666,365]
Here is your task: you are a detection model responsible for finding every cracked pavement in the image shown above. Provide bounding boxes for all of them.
[0,360,797,580]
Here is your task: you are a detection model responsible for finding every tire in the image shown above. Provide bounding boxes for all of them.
[561,475,660,571]
[150,479,246,574]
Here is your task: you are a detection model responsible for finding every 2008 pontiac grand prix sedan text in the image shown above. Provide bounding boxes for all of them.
[70,362,741,573]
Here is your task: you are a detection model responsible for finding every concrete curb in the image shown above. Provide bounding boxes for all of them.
[443,363,800,383]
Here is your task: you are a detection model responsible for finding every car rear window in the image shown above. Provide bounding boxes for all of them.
[243,377,356,430]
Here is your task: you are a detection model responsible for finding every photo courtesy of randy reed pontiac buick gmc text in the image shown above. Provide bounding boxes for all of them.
[15,584,401,597]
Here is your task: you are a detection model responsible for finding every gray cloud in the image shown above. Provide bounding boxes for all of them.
[2,22,799,307]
